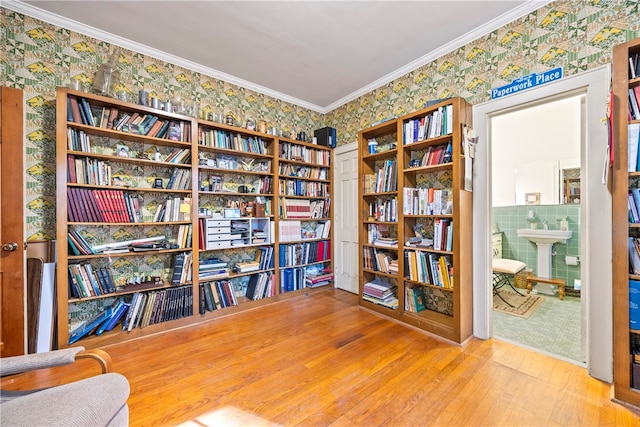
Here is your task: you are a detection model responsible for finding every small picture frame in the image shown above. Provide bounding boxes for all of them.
[153,178,164,189]
[116,144,129,158]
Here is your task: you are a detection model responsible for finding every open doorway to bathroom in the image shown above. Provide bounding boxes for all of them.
[490,93,583,363]
[472,66,612,382]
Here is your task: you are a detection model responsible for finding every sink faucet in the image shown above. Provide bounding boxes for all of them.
[542,219,548,230]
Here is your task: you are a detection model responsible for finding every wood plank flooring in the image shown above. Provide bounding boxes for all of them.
[3,288,640,426]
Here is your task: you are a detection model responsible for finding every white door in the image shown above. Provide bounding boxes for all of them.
[333,142,359,293]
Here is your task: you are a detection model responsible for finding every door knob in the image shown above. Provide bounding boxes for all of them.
[2,242,18,252]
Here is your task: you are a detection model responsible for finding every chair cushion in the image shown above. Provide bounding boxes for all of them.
[492,258,526,275]
[0,372,129,427]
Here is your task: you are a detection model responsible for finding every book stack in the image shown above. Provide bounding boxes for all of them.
[363,279,398,309]
[199,257,229,281]
[373,236,398,248]
[233,261,259,273]
[305,270,334,288]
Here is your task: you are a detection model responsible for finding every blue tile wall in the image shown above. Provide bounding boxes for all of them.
[493,205,580,289]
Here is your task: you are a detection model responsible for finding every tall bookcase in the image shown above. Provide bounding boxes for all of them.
[55,87,333,348]
[358,97,473,343]
[612,37,640,408]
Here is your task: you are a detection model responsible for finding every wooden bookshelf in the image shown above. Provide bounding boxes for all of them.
[357,98,473,343]
[612,37,640,408]
[55,87,333,348]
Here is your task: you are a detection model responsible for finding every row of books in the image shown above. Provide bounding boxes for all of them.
[628,189,640,223]
[197,128,268,154]
[278,163,328,180]
[123,286,193,330]
[363,247,398,274]
[309,220,331,240]
[68,263,116,298]
[628,124,640,172]
[403,187,452,216]
[368,197,398,222]
[630,52,640,79]
[152,197,192,222]
[279,142,331,166]
[628,86,640,121]
[67,187,141,223]
[200,280,238,309]
[170,252,193,285]
[67,95,191,142]
[405,251,453,288]
[164,148,191,164]
[403,104,454,144]
[280,267,305,293]
[67,154,112,186]
[278,179,330,198]
[166,168,192,190]
[279,240,331,267]
[66,128,91,152]
[364,159,397,193]
[411,142,452,167]
[405,285,427,313]
[211,155,272,172]
[362,278,398,309]
[433,218,453,251]
[245,272,274,300]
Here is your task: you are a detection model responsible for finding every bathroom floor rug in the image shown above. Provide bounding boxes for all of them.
[493,290,544,319]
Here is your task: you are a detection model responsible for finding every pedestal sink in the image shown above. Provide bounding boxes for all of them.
[517,228,572,293]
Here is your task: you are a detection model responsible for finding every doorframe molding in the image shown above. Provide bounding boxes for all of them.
[472,65,612,382]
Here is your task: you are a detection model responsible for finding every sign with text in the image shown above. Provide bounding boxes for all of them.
[491,67,563,100]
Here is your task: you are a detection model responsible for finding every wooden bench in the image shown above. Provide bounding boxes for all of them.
[523,272,566,300]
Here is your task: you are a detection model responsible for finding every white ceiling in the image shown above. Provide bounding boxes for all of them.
[8,1,549,113]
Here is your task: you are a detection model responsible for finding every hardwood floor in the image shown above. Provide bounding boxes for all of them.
[3,288,639,426]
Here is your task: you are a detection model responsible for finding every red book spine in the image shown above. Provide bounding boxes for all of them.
[112,190,129,222]
[93,190,112,222]
[106,191,120,222]
[67,154,77,183]
[68,96,82,123]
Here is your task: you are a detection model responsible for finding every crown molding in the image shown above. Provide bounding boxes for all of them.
[3,0,326,113]
[5,0,552,115]
[323,0,553,113]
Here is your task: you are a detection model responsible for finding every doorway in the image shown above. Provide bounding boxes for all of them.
[472,66,612,382]
[490,93,583,363]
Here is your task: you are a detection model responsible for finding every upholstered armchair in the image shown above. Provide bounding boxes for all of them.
[0,347,130,426]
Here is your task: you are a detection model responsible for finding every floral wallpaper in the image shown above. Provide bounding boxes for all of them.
[1,0,640,241]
